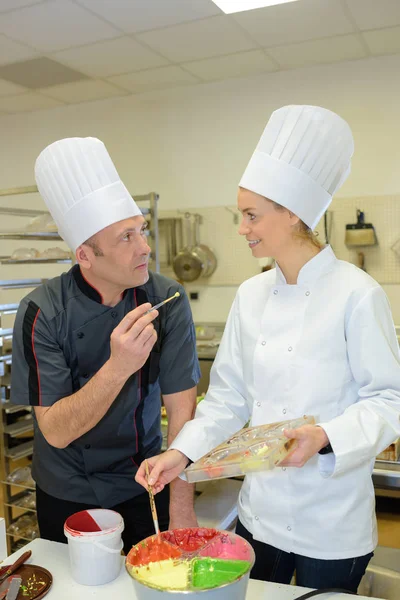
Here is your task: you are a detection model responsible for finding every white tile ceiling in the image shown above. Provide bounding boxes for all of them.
[0,0,43,12]
[346,0,400,31]
[0,78,26,96]
[184,49,276,81]
[0,91,63,113]
[233,0,354,47]
[0,0,399,115]
[268,34,367,69]
[42,79,128,102]
[363,26,400,57]
[53,36,169,78]
[0,0,120,52]
[0,33,38,66]
[75,0,221,33]
[109,65,199,94]
[136,15,257,62]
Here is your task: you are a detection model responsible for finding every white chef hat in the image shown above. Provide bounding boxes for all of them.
[239,105,354,229]
[35,137,142,251]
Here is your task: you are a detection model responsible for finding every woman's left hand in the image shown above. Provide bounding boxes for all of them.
[279,425,329,468]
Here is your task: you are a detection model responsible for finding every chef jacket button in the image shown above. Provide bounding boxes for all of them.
[282,467,286,471]
[261,341,266,346]
[288,346,293,352]
[84,444,91,450]
[305,291,310,296]
[77,332,84,339]
[256,402,261,407]
[273,290,278,295]
[282,409,287,414]
[255,516,259,521]
[287,526,291,531]
[111,311,117,318]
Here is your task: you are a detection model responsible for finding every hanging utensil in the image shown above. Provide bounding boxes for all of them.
[172,214,204,282]
[192,214,217,278]
[172,214,217,282]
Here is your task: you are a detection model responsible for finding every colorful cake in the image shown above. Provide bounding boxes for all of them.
[126,528,254,592]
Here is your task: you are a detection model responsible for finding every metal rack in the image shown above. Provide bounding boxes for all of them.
[0,294,37,553]
[0,185,160,553]
[0,187,160,271]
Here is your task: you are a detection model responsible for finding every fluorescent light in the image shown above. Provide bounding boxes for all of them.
[211,0,300,14]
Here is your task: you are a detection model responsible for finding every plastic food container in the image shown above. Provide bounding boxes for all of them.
[184,415,315,483]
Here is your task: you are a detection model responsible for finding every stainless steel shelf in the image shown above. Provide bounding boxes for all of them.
[373,459,400,491]
[0,279,46,290]
[1,257,71,265]
[1,403,31,415]
[5,441,33,460]
[0,231,61,240]
[0,354,12,364]
[0,303,19,313]
[4,418,33,437]
[0,328,13,337]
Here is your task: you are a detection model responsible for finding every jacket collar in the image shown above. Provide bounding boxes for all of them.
[275,245,337,286]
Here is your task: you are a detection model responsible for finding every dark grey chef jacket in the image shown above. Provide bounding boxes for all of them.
[11,265,200,507]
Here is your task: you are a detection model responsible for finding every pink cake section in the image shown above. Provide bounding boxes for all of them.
[199,533,254,561]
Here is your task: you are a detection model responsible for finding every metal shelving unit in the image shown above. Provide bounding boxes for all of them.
[0,185,160,553]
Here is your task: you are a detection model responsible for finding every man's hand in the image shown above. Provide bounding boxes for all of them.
[109,303,158,379]
[279,425,329,468]
[135,450,189,494]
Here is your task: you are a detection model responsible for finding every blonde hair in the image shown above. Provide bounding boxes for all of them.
[271,201,323,250]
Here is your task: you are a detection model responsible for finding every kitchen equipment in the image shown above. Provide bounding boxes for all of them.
[0,575,21,600]
[0,552,31,584]
[64,509,124,586]
[192,215,217,278]
[126,527,254,600]
[184,415,315,483]
[357,251,366,272]
[145,292,180,315]
[345,209,377,247]
[144,460,160,535]
[13,564,52,599]
[172,215,217,282]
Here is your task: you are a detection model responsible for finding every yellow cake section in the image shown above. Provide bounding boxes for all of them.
[131,558,190,590]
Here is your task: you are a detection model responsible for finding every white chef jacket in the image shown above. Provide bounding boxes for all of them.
[170,246,400,559]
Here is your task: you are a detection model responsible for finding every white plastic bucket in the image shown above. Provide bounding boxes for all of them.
[64,509,124,586]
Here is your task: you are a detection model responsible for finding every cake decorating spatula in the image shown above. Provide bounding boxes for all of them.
[145,459,160,535]
[0,551,31,584]
[145,292,180,314]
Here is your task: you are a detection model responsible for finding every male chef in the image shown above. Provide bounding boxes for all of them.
[11,137,200,553]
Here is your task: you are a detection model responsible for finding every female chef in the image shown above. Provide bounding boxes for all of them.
[136,105,400,592]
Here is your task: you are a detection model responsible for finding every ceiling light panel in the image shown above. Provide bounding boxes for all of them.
[211,0,300,14]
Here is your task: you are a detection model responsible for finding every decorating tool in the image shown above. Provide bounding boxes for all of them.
[145,292,180,314]
[0,551,31,584]
[345,209,377,247]
[145,460,160,535]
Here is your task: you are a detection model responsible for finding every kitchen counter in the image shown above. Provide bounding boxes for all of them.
[5,539,377,599]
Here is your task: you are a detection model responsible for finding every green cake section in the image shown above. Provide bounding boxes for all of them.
[191,558,251,589]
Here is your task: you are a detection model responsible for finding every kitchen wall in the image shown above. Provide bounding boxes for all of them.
[2,53,400,322]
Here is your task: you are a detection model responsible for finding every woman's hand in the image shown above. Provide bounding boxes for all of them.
[279,425,329,468]
[135,450,190,494]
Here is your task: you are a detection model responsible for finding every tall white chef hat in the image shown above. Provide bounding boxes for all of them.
[239,105,354,229]
[35,137,142,251]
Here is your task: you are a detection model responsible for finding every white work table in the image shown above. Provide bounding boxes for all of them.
[6,539,377,600]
